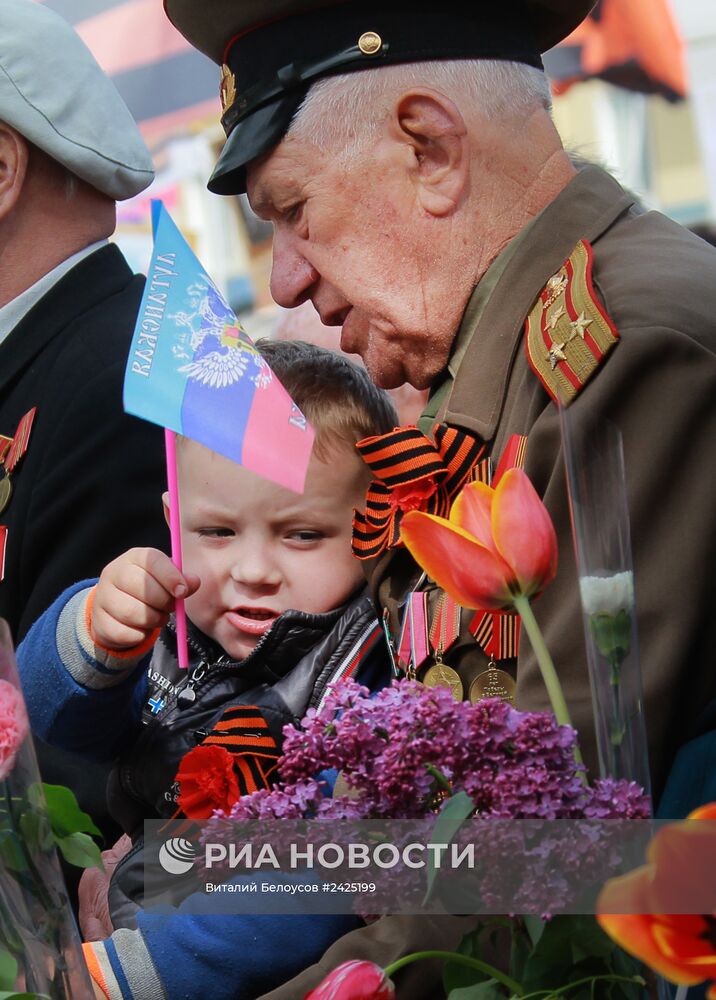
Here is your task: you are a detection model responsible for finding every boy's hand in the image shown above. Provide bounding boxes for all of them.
[91,548,200,651]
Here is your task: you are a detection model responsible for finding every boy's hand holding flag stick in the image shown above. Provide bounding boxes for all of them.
[123,202,315,667]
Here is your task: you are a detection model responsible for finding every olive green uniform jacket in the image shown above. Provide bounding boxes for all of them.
[261,164,716,999]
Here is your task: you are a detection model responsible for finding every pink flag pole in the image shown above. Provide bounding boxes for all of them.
[164,429,189,670]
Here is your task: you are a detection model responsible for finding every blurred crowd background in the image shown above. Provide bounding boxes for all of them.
[42,0,716,347]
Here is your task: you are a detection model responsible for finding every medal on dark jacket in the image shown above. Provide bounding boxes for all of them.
[0,469,11,518]
[0,408,37,516]
[423,592,463,701]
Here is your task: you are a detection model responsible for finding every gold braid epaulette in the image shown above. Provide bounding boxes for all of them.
[525,239,619,404]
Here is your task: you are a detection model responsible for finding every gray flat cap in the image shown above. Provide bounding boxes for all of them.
[0,0,154,200]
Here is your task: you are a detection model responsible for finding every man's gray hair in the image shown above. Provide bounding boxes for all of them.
[288,59,552,155]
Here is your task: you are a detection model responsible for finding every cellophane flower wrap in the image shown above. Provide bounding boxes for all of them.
[0,621,95,999]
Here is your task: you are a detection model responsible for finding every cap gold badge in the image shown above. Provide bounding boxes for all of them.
[358,31,382,55]
[220,64,236,113]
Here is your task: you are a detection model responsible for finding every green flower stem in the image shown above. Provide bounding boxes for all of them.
[512,596,584,772]
[426,764,452,792]
[516,972,645,1000]
[384,950,524,995]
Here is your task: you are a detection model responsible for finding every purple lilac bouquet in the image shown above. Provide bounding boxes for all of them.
[200,680,649,920]
[217,678,649,824]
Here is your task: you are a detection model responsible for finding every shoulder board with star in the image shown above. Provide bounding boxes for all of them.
[524,239,619,404]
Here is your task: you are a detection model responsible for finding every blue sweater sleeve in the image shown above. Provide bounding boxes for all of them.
[17,580,148,761]
[86,909,361,1000]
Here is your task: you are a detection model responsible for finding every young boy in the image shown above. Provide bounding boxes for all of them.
[18,340,397,1000]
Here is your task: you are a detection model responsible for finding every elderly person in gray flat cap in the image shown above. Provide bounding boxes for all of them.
[1,0,169,912]
[0,0,168,642]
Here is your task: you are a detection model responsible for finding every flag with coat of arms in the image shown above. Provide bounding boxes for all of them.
[124,202,314,493]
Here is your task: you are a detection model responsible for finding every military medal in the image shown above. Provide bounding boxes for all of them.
[397,591,430,681]
[423,592,463,701]
[0,409,36,517]
[422,657,463,702]
[0,469,11,517]
[468,657,516,704]
[469,609,519,704]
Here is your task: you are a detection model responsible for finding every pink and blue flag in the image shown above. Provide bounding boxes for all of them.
[124,202,314,493]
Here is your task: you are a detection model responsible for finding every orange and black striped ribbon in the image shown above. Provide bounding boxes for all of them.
[492,433,528,488]
[469,609,521,660]
[352,423,485,560]
[202,705,281,796]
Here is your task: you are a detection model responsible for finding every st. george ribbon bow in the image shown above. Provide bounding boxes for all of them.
[351,423,485,560]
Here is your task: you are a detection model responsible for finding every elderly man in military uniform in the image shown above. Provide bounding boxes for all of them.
[159,2,715,997]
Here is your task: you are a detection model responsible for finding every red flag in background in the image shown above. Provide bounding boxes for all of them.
[39,0,220,139]
[543,0,688,102]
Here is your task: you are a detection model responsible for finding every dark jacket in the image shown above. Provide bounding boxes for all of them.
[109,589,387,833]
[0,244,167,642]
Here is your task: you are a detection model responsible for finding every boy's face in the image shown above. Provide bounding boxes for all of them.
[166,439,367,661]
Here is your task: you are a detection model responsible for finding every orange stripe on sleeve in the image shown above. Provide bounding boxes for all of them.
[83,943,110,999]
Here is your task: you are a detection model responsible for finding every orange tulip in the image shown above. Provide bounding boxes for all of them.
[597,804,716,997]
[400,469,557,611]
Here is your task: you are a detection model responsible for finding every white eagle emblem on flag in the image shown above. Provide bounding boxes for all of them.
[178,323,260,388]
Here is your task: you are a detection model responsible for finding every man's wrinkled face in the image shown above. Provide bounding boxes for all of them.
[246,136,460,390]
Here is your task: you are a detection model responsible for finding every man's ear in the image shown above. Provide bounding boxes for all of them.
[389,89,469,217]
[0,124,29,221]
[162,491,171,528]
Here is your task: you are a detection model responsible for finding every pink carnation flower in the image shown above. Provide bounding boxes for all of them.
[0,679,29,780]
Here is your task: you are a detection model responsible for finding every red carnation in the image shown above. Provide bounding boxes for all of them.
[304,960,395,1000]
[176,744,240,819]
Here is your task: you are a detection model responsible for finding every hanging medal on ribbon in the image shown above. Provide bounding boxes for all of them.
[423,591,463,701]
[468,610,518,704]
[0,408,37,517]
[397,590,431,681]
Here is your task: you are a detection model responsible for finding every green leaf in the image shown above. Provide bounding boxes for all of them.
[443,921,515,995]
[18,809,52,855]
[0,992,51,999]
[520,917,644,999]
[448,980,504,1000]
[0,833,28,874]
[0,951,17,992]
[41,784,101,838]
[522,916,546,948]
[54,831,103,870]
[423,791,475,902]
[509,922,533,983]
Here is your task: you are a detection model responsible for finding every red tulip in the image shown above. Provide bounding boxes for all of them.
[304,960,395,1000]
[400,469,557,611]
[597,803,716,997]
